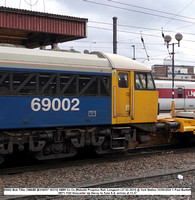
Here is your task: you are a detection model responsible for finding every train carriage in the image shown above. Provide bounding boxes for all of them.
[155,79,195,111]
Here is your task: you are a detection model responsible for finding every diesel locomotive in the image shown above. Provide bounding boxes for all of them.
[0,45,193,164]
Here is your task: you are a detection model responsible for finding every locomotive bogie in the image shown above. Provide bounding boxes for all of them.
[0,126,133,160]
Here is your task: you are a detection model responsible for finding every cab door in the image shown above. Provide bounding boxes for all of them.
[114,71,131,123]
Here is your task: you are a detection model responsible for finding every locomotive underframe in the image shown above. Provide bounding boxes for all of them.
[0,118,192,164]
[0,124,161,162]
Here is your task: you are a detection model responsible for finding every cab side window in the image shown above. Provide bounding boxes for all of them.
[135,73,146,89]
[118,73,128,88]
[135,72,155,90]
[147,73,155,90]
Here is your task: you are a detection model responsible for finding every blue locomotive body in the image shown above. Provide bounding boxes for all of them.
[0,96,111,129]
[0,46,112,131]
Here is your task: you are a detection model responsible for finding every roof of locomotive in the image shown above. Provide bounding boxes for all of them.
[92,52,151,71]
[0,46,111,74]
[0,46,150,73]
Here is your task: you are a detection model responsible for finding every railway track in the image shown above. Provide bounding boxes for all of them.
[2,168,195,200]
[0,145,194,176]
[82,167,195,188]
[1,146,194,200]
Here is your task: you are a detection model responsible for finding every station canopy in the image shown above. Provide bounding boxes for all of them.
[0,6,88,48]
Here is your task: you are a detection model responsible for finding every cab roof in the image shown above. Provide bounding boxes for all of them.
[92,52,151,72]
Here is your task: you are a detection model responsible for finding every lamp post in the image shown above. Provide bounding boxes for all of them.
[164,33,183,117]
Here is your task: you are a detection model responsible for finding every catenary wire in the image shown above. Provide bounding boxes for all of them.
[88,25,195,43]
[162,0,194,28]
[108,0,195,22]
[89,20,195,37]
[83,0,195,25]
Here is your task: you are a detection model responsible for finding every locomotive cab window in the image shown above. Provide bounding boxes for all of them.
[135,72,155,90]
[118,73,128,88]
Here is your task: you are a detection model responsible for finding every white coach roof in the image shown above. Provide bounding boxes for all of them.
[155,79,195,89]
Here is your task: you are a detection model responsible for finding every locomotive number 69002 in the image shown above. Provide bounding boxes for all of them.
[31,98,80,112]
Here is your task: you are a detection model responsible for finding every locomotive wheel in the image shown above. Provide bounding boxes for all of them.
[33,145,77,161]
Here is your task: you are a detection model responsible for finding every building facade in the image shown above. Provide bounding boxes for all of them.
[152,64,195,80]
